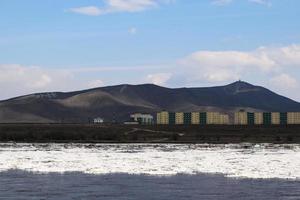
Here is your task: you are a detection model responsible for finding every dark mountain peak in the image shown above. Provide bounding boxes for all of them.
[227,80,254,88]
[224,81,261,94]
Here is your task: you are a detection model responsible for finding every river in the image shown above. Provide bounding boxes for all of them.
[0,143,299,199]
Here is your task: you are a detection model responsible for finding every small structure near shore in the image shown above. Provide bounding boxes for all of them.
[129,113,154,125]
[93,117,104,124]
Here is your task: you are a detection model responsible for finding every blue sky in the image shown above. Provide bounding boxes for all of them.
[0,0,300,101]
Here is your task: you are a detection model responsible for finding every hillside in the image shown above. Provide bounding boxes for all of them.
[0,81,300,123]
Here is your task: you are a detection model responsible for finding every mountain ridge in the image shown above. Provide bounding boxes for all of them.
[0,81,300,123]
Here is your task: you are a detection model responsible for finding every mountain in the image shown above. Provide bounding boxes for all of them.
[1,81,300,123]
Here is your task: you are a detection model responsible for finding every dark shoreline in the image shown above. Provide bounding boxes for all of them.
[0,123,300,143]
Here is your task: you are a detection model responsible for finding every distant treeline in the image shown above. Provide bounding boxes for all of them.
[0,124,300,143]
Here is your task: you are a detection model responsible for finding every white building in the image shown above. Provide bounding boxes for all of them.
[130,113,154,125]
[93,117,104,124]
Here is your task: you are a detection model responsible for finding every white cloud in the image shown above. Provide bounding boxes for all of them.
[179,44,300,83]
[173,44,300,100]
[268,73,299,100]
[68,0,172,16]
[203,69,239,82]
[27,74,52,89]
[146,73,172,86]
[0,65,59,89]
[270,74,298,89]
[0,64,168,100]
[1,45,299,101]
[0,64,75,99]
[269,45,300,67]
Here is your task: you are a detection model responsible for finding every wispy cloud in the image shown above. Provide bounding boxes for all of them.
[249,0,272,6]
[212,0,233,6]
[87,79,105,88]
[69,6,104,16]
[128,27,137,34]
[68,0,172,16]
[146,73,172,86]
[212,0,272,6]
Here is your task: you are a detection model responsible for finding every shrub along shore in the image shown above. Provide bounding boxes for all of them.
[0,124,300,143]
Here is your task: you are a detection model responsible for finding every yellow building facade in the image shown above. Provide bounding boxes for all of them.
[271,112,280,125]
[157,111,300,125]
[234,112,248,125]
[156,111,169,125]
[191,112,200,124]
[206,112,228,124]
[254,112,263,125]
[175,112,184,125]
[287,112,300,124]
[219,114,230,125]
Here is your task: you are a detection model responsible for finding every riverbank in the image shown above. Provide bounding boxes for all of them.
[0,124,300,143]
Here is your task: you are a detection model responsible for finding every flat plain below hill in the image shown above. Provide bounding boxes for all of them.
[0,124,300,143]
